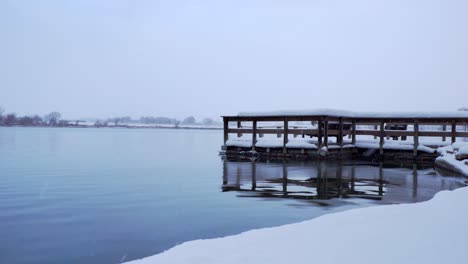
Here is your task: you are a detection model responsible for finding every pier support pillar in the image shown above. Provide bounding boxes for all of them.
[252,120,257,152]
[223,117,229,147]
[351,120,356,145]
[413,120,419,157]
[318,118,323,148]
[283,120,288,154]
[324,119,329,148]
[338,117,344,148]
[442,124,447,142]
[451,120,457,143]
[379,121,385,156]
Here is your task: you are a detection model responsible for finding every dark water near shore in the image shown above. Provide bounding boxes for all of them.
[0,127,465,264]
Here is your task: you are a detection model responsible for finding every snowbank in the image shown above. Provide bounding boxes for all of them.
[355,140,436,153]
[226,137,436,153]
[237,108,468,118]
[436,142,468,177]
[455,146,468,160]
[226,137,318,149]
[126,187,468,264]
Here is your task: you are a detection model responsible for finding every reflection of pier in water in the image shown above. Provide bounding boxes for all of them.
[221,160,462,204]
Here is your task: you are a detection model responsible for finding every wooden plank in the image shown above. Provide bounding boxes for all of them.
[324,120,329,148]
[223,117,229,146]
[442,125,446,142]
[252,120,257,151]
[339,117,344,147]
[452,120,456,143]
[283,120,288,154]
[318,119,323,147]
[379,121,384,155]
[352,120,356,144]
[414,121,419,157]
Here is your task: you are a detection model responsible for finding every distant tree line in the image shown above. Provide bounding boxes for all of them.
[102,115,220,127]
[0,107,70,127]
[0,106,221,128]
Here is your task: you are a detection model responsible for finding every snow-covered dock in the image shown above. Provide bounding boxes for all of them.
[221,110,468,163]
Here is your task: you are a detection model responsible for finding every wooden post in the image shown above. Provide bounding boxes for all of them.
[283,119,288,154]
[251,160,256,191]
[351,120,356,145]
[379,120,384,155]
[374,124,378,139]
[412,164,418,198]
[222,158,228,185]
[451,120,456,143]
[318,118,323,147]
[237,121,242,137]
[338,117,343,148]
[324,119,329,148]
[379,162,384,196]
[223,117,229,147]
[252,120,257,152]
[442,124,446,142]
[282,160,288,196]
[413,120,419,157]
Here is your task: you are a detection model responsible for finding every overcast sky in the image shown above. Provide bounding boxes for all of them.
[1,0,468,119]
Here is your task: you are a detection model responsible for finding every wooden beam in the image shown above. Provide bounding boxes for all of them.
[324,119,329,148]
[379,121,384,155]
[283,120,288,153]
[414,120,419,157]
[252,120,257,152]
[352,120,356,144]
[339,117,344,148]
[318,119,323,147]
[442,124,446,142]
[452,120,457,143]
[223,117,229,147]
[374,125,378,140]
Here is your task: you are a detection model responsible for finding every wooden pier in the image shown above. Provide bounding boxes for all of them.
[221,112,468,162]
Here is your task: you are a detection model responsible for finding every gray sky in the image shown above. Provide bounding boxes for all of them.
[1,0,468,120]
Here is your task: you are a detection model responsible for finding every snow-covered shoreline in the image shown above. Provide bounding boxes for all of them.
[436,143,468,177]
[126,187,468,264]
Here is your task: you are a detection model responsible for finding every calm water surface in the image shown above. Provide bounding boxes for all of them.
[0,127,465,264]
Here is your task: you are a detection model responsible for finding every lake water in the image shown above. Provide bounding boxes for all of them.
[0,127,465,264]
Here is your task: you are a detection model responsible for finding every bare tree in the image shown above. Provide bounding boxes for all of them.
[44,111,62,126]
[112,117,121,126]
[202,118,214,126]
[182,116,196,125]
[5,113,17,126]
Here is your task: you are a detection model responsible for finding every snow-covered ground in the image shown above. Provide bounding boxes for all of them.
[126,186,468,264]
[226,134,450,153]
[436,142,468,177]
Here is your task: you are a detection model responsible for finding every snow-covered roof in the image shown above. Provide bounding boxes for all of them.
[235,108,468,119]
